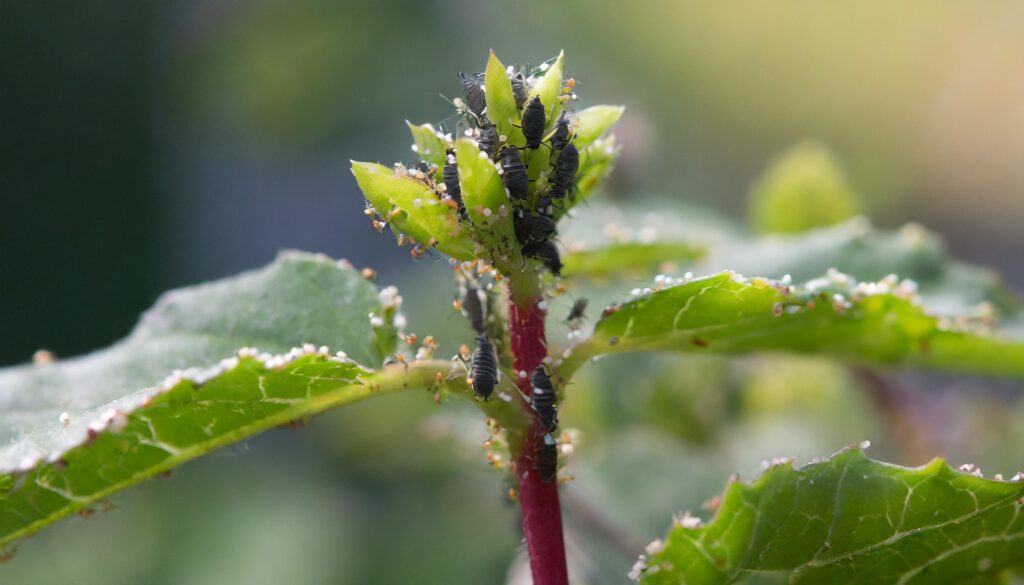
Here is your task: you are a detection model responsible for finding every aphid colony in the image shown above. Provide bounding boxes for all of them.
[445,66,581,277]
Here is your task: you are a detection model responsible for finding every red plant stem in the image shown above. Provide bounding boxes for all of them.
[508,294,569,585]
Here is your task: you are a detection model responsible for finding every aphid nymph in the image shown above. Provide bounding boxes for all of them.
[470,335,498,401]
[548,142,579,200]
[531,366,558,433]
[462,286,486,335]
[442,151,467,218]
[566,298,588,325]
[458,72,486,118]
[500,146,529,201]
[539,433,558,484]
[521,96,546,150]
[522,240,562,276]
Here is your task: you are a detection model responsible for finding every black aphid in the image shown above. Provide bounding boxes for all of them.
[478,116,499,159]
[531,366,558,433]
[566,298,588,324]
[538,433,558,484]
[458,72,486,118]
[514,210,557,245]
[500,146,529,201]
[462,286,486,335]
[522,96,546,150]
[510,72,529,110]
[550,113,571,150]
[470,335,498,401]
[522,240,562,276]
[548,143,579,200]
[442,152,466,218]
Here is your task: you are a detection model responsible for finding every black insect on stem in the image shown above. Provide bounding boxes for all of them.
[478,116,499,160]
[514,209,557,245]
[531,366,558,433]
[549,113,571,151]
[522,240,563,276]
[500,146,529,201]
[470,335,498,401]
[461,286,486,335]
[458,72,486,118]
[510,72,529,110]
[548,143,579,201]
[443,152,467,218]
[522,96,547,150]
[538,433,558,484]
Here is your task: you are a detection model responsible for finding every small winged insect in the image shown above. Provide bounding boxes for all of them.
[442,151,467,218]
[458,72,486,118]
[565,298,588,327]
[510,72,529,110]
[477,116,499,160]
[548,142,579,201]
[531,366,558,433]
[470,335,498,401]
[461,286,486,335]
[549,113,572,151]
[521,96,547,150]
[538,433,558,484]
[500,146,529,201]
[522,240,562,276]
[514,209,556,245]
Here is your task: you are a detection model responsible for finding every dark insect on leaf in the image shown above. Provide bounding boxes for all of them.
[522,96,546,150]
[538,433,558,484]
[477,116,499,160]
[548,143,579,200]
[458,72,486,118]
[550,113,571,150]
[443,152,467,218]
[510,72,529,110]
[531,366,558,433]
[514,210,557,245]
[461,286,486,335]
[470,335,498,401]
[501,146,529,201]
[522,241,562,276]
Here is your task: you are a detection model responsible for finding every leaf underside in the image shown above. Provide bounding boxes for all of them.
[638,447,1024,584]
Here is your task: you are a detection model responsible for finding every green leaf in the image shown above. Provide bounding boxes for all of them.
[573,105,625,150]
[351,161,475,260]
[0,253,528,548]
[454,137,511,231]
[406,121,448,168]
[563,241,705,279]
[484,50,523,149]
[529,50,565,135]
[636,446,1024,584]
[560,271,1024,380]
[749,141,862,235]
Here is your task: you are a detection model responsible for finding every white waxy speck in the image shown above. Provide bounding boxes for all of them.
[542,356,553,365]
[539,62,550,71]
[518,370,528,379]
[630,288,641,296]
[781,274,792,285]
[972,468,984,477]
[483,208,493,217]
[453,97,464,108]
[638,227,657,244]
[394,313,408,329]
[412,198,422,209]
[859,440,871,449]
[335,351,348,359]
[499,134,507,143]
[959,463,975,472]
[645,539,664,555]
[994,474,1004,481]
[59,412,71,427]
[538,300,548,310]
[302,343,316,353]
[464,129,473,137]
[410,144,419,153]
[683,272,694,280]
[370,315,385,327]
[1011,472,1024,482]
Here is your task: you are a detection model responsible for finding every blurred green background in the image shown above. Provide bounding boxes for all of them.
[2,1,1023,583]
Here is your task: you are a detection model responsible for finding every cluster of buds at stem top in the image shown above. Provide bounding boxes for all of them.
[351,50,624,280]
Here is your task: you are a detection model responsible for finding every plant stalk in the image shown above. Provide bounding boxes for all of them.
[508,293,569,585]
